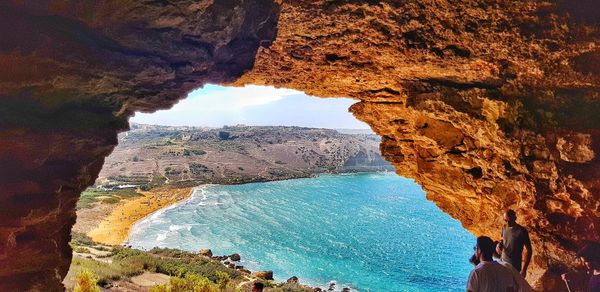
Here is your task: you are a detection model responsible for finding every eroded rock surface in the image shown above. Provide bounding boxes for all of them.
[236,1,600,289]
[0,0,599,290]
[0,0,279,290]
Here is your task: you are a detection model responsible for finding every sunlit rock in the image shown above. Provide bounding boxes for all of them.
[0,0,599,290]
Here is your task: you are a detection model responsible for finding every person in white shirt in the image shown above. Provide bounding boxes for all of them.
[467,236,516,292]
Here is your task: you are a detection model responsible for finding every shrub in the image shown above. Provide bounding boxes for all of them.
[218,131,230,140]
[77,190,101,209]
[77,188,141,209]
[73,246,90,253]
[151,274,220,292]
[183,149,206,156]
[215,271,231,288]
[112,247,241,281]
[192,149,207,155]
[71,256,143,286]
[190,163,211,175]
[101,197,120,204]
[71,232,95,246]
[74,270,100,292]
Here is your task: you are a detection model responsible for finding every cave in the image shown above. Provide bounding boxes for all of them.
[0,1,599,291]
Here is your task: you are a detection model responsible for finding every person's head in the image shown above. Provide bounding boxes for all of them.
[504,210,517,226]
[576,242,600,271]
[252,282,264,292]
[475,236,495,262]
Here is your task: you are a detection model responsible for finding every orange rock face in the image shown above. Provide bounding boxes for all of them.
[0,0,599,290]
[237,1,600,289]
[0,0,279,290]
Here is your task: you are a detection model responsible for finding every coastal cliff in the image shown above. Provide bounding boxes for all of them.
[0,1,599,290]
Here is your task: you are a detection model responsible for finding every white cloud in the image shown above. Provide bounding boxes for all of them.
[131,84,369,129]
[170,84,303,112]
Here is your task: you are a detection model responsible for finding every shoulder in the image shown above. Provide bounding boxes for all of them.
[516,223,528,232]
[498,261,518,274]
[492,262,516,281]
[470,263,487,276]
[467,268,480,290]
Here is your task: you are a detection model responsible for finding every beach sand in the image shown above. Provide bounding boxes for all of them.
[87,187,193,245]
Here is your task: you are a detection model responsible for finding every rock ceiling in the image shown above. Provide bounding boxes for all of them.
[0,0,598,290]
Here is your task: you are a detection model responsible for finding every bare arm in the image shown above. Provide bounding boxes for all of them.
[521,239,532,277]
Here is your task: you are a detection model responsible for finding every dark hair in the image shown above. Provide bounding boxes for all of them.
[469,254,480,266]
[477,236,495,260]
[577,242,600,263]
[253,282,265,289]
[505,209,516,218]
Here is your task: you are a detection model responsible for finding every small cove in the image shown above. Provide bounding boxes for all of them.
[128,173,474,291]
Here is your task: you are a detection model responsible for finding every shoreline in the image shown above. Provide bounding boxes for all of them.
[125,184,214,244]
[86,171,394,246]
[87,187,194,245]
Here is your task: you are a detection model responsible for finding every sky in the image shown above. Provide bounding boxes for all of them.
[131,84,370,129]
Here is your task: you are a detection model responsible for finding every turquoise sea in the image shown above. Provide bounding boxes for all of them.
[128,173,474,291]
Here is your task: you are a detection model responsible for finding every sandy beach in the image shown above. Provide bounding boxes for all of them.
[87,187,193,245]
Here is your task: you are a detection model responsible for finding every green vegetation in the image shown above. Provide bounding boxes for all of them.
[77,188,139,209]
[190,163,211,174]
[77,188,142,209]
[112,247,241,281]
[67,234,315,291]
[74,270,101,292]
[100,197,120,204]
[150,274,232,292]
[218,131,230,140]
[71,232,95,246]
[183,149,207,156]
[165,167,183,175]
[73,246,90,253]
[70,256,143,286]
[140,175,169,191]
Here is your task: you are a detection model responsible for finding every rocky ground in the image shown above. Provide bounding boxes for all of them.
[64,233,316,292]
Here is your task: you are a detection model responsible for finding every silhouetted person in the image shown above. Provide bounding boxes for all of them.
[562,242,600,292]
[501,210,532,277]
[467,236,515,292]
[252,282,264,292]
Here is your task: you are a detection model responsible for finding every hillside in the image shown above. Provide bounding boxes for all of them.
[96,124,393,188]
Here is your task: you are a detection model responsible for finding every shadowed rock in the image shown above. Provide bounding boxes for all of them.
[0,0,599,290]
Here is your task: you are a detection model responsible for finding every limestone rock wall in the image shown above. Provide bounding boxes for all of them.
[236,1,600,289]
[0,0,279,290]
[0,0,599,290]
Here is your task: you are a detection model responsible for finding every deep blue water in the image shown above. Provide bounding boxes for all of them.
[128,173,474,291]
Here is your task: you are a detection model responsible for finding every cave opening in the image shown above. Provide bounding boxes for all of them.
[65,84,475,291]
[2,1,598,291]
